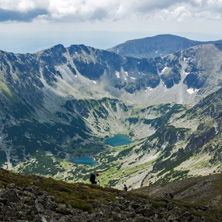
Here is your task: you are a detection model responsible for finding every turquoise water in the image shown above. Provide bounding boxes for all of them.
[104,134,133,146]
[70,134,132,165]
[70,156,98,166]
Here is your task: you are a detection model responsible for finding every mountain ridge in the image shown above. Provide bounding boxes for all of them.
[0,35,222,190]
[107,34,222,59]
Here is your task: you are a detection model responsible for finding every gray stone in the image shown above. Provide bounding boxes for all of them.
[55,206,73,215]
[112,211,122,220]
[4,189,20,202]
[0,182,218,222]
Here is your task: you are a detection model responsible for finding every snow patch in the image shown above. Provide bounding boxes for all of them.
[187,88,199,94]
[161,67,168,74]
[115,71,120,78]
[125,71,128,76]
[164,84,168,89]
[92,81,97,84]
[146,87,153,91]
[130,77,136,80]
[155,50,158,54]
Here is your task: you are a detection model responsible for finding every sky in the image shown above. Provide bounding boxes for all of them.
[0,0,222,53]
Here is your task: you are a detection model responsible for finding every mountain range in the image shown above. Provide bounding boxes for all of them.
[0,34,222,189]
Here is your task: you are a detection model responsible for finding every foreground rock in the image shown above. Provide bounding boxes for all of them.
[0,183,221,222]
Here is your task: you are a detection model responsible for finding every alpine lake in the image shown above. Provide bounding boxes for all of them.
[70,134,133,166]
[104,134,133,146]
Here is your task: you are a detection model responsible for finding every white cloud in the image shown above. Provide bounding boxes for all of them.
[18,0,35,12]
[157,4,192,21]
[48,0,119,21]
[0,0,222,22]
[0,0,48,12]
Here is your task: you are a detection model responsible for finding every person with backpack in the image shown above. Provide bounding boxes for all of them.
[90,173,99,185]
[90,174,96,184]
[123,184,128,191]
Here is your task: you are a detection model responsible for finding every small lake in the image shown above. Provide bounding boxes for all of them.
[104,134,133,146]
[70,134,132,165]
[70,156,98,166]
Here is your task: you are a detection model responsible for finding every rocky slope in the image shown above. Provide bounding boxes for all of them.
[0,169,221,222]
[134,174,222,210]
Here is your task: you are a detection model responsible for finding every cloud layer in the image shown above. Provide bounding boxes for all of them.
[0,0,222,22]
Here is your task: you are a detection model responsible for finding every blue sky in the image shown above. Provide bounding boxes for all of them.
[0,0,222,53]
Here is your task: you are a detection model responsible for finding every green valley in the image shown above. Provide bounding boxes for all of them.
[0,35,222,190]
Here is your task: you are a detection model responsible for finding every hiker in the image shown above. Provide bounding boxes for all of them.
[95,173,99,185]
[169,193,174,199]
[90,174,96,184]
[123,184,128,191]
[164,193,169,198]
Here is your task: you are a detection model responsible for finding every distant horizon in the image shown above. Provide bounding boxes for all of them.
[0,31,221,54]
[1,1,222,54]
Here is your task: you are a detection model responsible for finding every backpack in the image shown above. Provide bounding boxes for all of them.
[90,174,95,183]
